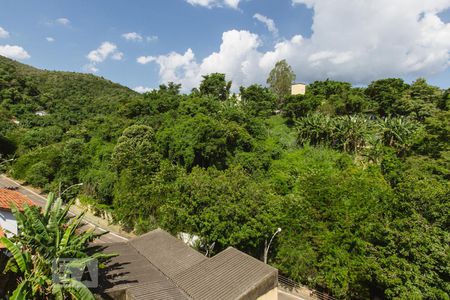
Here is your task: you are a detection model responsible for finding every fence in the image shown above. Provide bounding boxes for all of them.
[278,274,338,300]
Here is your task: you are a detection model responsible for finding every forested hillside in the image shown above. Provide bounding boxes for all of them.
[0,55,449,299]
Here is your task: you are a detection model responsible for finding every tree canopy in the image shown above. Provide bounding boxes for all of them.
[0,54,449,299]
[266,59,296,105]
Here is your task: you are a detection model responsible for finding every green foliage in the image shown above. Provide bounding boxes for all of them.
[239,84,276,117]
[160,166,281,256]
[266,59,296,105]
[1,193,114,299]
[157,114,253,170]
[366,78,411,116]
[199,73,232,101]
[281,94,322,122]
[1,54,449,299]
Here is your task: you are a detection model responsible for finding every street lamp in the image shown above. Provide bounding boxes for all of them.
[59,182,83,198]
[264,227,281,264]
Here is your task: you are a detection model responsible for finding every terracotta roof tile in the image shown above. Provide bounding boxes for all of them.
[0,188,35,211]
[0,227,4,248]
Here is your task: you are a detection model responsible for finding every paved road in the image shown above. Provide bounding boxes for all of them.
[0,174,128,243]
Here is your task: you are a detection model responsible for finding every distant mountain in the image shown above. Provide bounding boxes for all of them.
[0,55,140,129]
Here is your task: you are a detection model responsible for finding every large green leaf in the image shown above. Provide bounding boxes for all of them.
[59,213,84,252]
[52,283,64,300]
[64,278,95,300]
[43,192,56,219]
[10,280,29,300]
[0,237,27,273]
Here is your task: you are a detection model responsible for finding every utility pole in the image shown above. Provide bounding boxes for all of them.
[264,227,281,264]
[58,182,83,198]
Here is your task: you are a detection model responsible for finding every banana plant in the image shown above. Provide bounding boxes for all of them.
[1,193,116,299]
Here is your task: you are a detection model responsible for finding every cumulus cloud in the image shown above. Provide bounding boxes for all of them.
[186,0,240,9]
[55,18,70,26]
[145,30,262,89]
[253,13,278,37]
[87,42,123,63]
[0,27,9,39]
[146,1,450,90]
[133,86,154,93]
[46,37,55,42]
[0,45,30,60]
[137,56,155,64]
[122,32,143,41]
[85,42,123,73]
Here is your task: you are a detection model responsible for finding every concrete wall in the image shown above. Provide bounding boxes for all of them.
[0,210,17,237]
[238,270,278,300]
[257,287,278,300]
[291,83,306,95]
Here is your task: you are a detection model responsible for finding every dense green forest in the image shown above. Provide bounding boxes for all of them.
[0,55,449,299]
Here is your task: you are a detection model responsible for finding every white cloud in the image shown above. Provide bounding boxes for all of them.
[133,86,154,93]
[149,48,198,86]
[186,0,240,9]
[223,0,240,9]
[122,32,158,43]
[46,37,55,42]
[85,42,123,73]
[55,18,70,26]
[146,30,262,90]
[0,27,9,39]
[83,64,99,73]
[0,45,30,60]
[147,35,159,42]
[137,56,155,64]
[122,32,143,41]
[87,42,123,63]
[253,13,278,37]
[147,1,450,91]
[111,52,123,60]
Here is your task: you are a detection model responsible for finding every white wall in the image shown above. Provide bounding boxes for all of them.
[0,210,18,237]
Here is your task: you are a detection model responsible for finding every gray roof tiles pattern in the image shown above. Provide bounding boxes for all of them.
[96,229,277,299]
[130,229,207,278]
[173,247,277,300]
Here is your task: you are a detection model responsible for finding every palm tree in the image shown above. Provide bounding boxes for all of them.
[0,193,115,299]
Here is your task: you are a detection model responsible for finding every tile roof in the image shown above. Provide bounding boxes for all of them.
[93,242,189,299]
[97,229,278,300]
[173,247,277,300]
[130,229,207,278]
[0,188,35,211]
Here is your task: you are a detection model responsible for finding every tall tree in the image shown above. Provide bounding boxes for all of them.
[266,59,296,106]
[199,73,232,101]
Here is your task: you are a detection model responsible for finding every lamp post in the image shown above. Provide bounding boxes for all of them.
[59,182,83,198]
[264,227,281,264]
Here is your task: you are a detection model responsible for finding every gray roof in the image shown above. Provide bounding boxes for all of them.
[126,281,188,300]
[93,242,189,299]
[173,247,277,300]
[130,229,206,278]
[96,229,277,300]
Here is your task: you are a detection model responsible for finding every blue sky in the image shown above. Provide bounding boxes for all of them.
[0,0,449,92]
